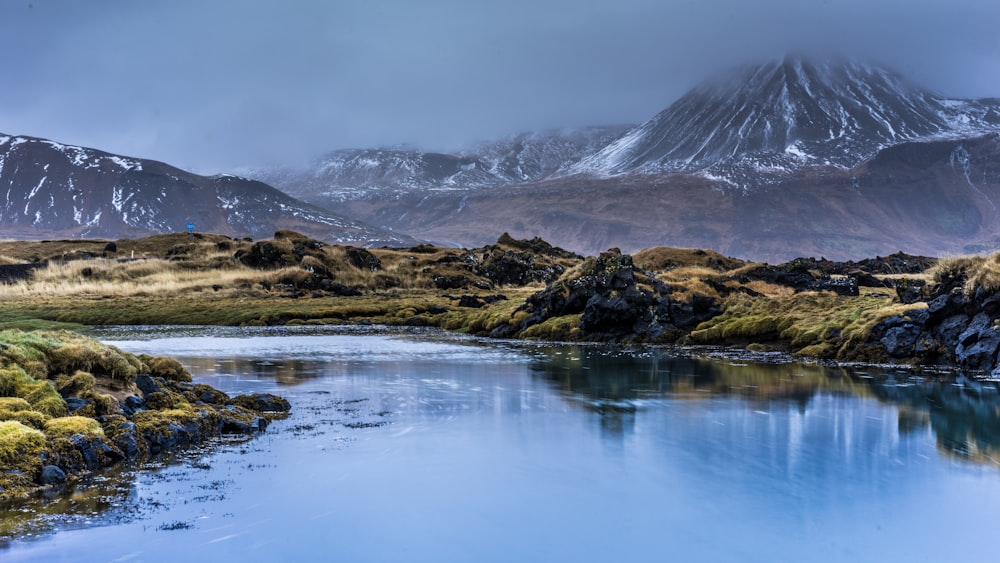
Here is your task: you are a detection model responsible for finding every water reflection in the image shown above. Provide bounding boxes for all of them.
[5,328,1000,561]
[531,346,1000,467]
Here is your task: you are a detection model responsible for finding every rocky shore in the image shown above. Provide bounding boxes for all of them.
[0,330,289,500]
[494,244,1000,376]
[3,230,1000,377]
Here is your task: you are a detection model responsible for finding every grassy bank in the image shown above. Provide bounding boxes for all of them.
[0,328,288,500]
[0,231,951,360]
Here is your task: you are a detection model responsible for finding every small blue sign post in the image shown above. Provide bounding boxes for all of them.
[187,222,195,240]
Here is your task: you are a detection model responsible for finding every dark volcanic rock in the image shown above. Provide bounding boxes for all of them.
[866,265,1000,371]
[955,313,1000,371]
[514,249,720,342]
[228,393,292,414]
[0,263,45,283]
[737,263,858,296]
[476,248,563,286]
[346,247,382,271]
[236,240,301,269]
[38,465,67,486]
[135,374,165,396]
[894,278,927,304]
[457,295,486,308]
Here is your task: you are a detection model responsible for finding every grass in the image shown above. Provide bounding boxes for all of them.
[0,327,293,499]
[931,253,1000,295]
[0,420,45,464]
[687,289,927,361]
[632,246,745,273]
[43,416,105,439]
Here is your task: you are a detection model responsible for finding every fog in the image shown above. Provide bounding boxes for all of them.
[2,0,998,173]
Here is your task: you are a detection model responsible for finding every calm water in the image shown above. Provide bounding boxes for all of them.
[3,326,1000,562]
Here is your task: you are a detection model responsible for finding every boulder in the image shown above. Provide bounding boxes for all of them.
[113,421,140,459]
[345,247,382,271]
[515,249,720,343]
[135,374,165,396]
[955,313,1000,371]
[894,278,926,304]
[879,322,923,357]
[64,397,90,413]
[457,295,485,308]
[38,465,67,486]
[228,393,291,414]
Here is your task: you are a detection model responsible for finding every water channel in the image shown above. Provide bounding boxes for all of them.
[2,326,999,561]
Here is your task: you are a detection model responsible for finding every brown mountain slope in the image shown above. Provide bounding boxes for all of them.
[0,134,415,246]
[332,135,1000,262]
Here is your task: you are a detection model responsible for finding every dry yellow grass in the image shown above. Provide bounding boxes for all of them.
[632,246,745,273]
[931,253,1000,295]
[0,258,267,298]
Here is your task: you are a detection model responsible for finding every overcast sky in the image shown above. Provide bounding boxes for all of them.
[2,0,998,173]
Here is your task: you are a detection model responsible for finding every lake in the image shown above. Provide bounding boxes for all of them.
[2,326,999,562]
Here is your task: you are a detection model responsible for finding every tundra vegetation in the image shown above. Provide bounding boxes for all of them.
[0,328,289,500]
[5,230,1000,496]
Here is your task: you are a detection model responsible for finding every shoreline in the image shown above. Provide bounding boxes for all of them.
[0,329,290,505]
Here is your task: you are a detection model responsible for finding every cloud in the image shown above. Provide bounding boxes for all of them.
[1,0,998,173]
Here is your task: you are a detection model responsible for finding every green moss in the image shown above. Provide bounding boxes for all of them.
[0,420,46,464]
[137,355,192,383]
[0,329,140,387]
[43,416,105,439]
[521,314,583,340]
[689,292,924,360]
[132,406,201,440]
[0,397,33,412]
[31,394,69,418]
[0,409,49,430]
[0,362,67,417]
[55,370,97,396]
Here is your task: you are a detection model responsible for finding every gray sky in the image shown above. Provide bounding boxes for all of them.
[2,0,999,173]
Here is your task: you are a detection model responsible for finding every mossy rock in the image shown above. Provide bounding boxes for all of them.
[0,409,49,430]
[0,397,33,412]
[55,370,97,396]
[192,383,230,405]
[138,355,193,383]
[1,360,68,417]
[44,416,105,439]
[0,420,46,464]
[72,391,122,418]
[143,391,177,410]
[228,393,291,414]
[47,341,141,385]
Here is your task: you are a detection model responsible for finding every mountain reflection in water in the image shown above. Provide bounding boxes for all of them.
[4,327,999,561]
[534,347,1000,467]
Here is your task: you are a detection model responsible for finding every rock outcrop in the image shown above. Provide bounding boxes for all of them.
[866,269,1000,373]
[507,249,721,342]
[0,330,290,499]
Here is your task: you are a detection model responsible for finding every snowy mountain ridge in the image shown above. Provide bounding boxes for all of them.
[0,134,415,245]
[250,126,630,204]
[569,56,1000,184]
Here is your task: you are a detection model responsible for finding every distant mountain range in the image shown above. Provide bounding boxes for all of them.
[248,126,629,204]
[0,134,414,245]
[253,55,1000,261]
[4,55,1000,261]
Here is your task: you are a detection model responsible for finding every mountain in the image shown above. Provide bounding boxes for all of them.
[330,133,1000,261]
[280,55,1000,261]
[571,56,1000,184]
[0,134,415,245]
[250,126,629,206]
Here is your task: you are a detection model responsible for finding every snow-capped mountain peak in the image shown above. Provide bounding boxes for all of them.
[0,133,415,245]
[571,55,1000,179]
